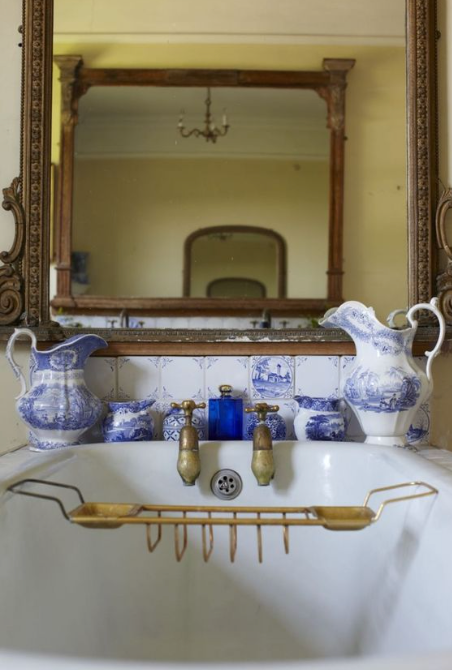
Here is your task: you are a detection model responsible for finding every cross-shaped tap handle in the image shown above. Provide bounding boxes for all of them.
[245,402,279,422]
[171,400,206,426]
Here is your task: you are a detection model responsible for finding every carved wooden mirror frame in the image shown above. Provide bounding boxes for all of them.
[50,58,353,318]
[0,0,442,352]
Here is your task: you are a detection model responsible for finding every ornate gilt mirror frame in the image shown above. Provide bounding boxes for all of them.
[50,58,353,317]
[0,0,442,354]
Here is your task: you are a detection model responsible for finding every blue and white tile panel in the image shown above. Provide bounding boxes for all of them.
[85,355,430,444]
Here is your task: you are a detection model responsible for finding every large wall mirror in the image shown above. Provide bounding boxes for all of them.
[0,0,440,349]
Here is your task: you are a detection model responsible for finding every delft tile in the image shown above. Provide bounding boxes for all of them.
[160,357,205,401]
[84,357,116,401]
[295,356,339,399]
[274,399,298,440]
[250,356,294,399]
[222,317,247,329]
[154,318,176,329]
[139,317,156,328]
[117,357,160,401]
[339,356,355,391]
[188,317,224,329]
[406,402,431,447]
[206,357,249,399]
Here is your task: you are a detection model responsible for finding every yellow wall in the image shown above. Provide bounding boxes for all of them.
[191,235,279,298]
[53,43,407,318]
[72,157,329,297]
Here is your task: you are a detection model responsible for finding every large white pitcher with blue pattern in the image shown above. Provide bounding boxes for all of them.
[319,298,445,447]
[6,328,107,451]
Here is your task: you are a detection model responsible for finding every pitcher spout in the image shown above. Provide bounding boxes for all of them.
[319,301,410,355]
[35,334,108,372]
[71,334,108,361]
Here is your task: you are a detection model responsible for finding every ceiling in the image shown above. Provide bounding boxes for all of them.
[79,87,327,123]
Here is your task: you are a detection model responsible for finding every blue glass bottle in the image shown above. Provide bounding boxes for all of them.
[208,385,243,440]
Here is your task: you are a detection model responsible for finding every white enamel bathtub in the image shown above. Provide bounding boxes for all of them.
[0,440,452,670]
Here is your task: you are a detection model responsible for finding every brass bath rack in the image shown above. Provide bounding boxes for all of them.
[7,479,438,564]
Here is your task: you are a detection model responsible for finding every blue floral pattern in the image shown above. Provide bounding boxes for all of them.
[294,396,340,412]
[32,334,107,372]
[321,304,406,355]
[244,412,287,440]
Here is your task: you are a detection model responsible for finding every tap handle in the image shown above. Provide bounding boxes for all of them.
[245,402,279,422]
[171,400,206,426]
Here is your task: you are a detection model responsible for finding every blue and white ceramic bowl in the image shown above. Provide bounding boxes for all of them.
[163,407,207,441]
[102,399,155,443]
[294,396,346,442]
[244,411,287,441]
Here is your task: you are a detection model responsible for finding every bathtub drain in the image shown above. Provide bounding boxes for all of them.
[210,470,242,500]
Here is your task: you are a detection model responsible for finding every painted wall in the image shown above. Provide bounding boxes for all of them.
[0,3,29,451]
[429,0,452,450]
[190,234,279,299]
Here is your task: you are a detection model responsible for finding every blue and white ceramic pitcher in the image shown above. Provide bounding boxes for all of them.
[6,328,107,451]
[319,298,445,447]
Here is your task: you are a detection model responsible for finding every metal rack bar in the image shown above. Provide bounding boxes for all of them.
[6,479,438,564]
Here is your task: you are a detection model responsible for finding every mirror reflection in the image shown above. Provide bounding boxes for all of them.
[51,0,407,327]
[187,227,286,298]
[71,86,328,299]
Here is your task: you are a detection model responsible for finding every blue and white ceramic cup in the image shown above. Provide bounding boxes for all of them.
[294,396,346,442]
[102,399,155,443]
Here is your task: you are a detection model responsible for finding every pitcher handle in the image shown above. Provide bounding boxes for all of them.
[406,297,445,381]
[386,308,407,329]
[6,328,37,400]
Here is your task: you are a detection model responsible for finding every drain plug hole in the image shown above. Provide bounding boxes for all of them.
[211,469,242,500]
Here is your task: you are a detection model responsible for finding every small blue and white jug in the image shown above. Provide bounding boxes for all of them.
[102,399,155,443]
[6,328,107,451]
[294,396,347,442]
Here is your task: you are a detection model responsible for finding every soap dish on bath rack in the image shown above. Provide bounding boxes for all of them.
[7,479,438,564]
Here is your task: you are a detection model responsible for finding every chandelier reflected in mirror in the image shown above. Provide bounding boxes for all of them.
[177,88,229,143]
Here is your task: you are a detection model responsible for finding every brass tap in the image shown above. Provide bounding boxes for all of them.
[171,400,206,486]
[245,403,279,486]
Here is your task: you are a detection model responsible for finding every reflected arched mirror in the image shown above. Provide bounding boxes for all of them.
[184,226,286,298]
